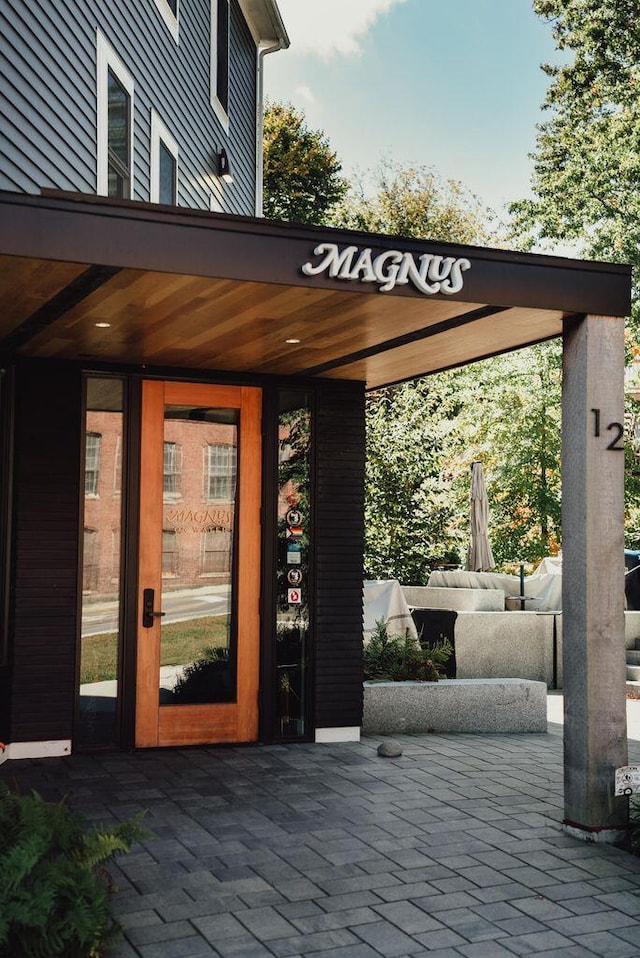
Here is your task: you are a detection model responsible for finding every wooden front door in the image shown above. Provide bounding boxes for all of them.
[136,381,261,747]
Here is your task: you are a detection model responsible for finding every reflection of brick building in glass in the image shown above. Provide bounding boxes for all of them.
[83,412,236,599]
[83,411,123,599]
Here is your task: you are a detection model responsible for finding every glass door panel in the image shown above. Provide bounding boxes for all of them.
[159,406,239,706]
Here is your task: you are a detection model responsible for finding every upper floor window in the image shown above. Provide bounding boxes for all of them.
[85,432,102,496]
[163,440,182,500]
[150,110,179,205]
[205,443,236,500]
[153,0,179,43]
[96,32,134,198]
[211,0,230,131]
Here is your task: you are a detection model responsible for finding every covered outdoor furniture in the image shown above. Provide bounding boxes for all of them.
[428,556,563,612]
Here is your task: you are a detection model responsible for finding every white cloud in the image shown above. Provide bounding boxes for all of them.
[294,84,316,104]
[276,0,407,58]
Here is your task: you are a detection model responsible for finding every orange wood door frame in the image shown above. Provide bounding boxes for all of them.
[135,381,262,747]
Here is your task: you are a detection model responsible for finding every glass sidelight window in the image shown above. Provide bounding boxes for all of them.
[78,377,125,747]
[275,390,311,739]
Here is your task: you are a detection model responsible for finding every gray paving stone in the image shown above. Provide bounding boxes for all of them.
[546,910,638,936]
[501,929,585,955]
[233,905,300,941]
[126,920,196,946]
[455,942,516,957]
[213,934,274,957]
[353,920,425,956]
[559,895,615,916]
[465,882,534,904]
[524,949,605,958]
[413,927,468,950]
[572,931,640,956]
[611,923,640,947]
[301,946,380,958]
[373,900,446,935]
[273,877,327,902]
[118,910,165,931]
[137,936,217,958]
[236,888,286,907]
[156,897,245,923]
[319,872,403,896]
[319,891,384,913]
[540,881,600,902]
[435,907,510,943]
[268,928,361,957]
[494,915,548,936]
[413,891,480,913]
[190,913,247,942]
[594,890,640,915]
[414,950,465,958]
[290,905,379,934]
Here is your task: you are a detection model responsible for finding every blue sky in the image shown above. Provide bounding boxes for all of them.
[264,0,560,221]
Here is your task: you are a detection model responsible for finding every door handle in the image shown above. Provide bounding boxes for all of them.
[142,588,166,628]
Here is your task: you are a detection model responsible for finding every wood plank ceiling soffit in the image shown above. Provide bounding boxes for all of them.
[0,192,632,388]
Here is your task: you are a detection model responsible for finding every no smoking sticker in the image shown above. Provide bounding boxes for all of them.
[288,588,302,605]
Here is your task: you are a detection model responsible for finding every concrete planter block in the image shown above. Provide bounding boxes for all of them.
[402,585,505,612]
[362,678,547,735]
[454,612,556,686]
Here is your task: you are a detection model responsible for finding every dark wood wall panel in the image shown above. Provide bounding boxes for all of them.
[9,361,81,741]
[314,381,366,730]
[0,0,257,215]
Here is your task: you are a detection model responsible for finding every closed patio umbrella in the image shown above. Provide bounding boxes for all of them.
[466,460,495,572]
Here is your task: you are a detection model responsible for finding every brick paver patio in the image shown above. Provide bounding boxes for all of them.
[2,718,640,957]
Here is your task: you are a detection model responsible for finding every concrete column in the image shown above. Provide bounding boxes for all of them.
[562,314,628,838]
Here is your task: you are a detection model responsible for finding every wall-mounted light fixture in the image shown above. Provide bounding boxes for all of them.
[218,148,233,183]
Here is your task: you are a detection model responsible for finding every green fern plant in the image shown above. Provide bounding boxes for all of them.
[363,618,452,682]
[0,785,146,957]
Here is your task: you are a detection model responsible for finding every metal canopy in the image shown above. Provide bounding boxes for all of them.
[0,191,631,388]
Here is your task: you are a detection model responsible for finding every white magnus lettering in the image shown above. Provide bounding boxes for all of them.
[301,244,471,296]
[301,243,358,278]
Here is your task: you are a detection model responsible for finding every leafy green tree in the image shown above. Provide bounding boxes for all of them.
[336,164,507,579]
[510,0,640,548]
[450,344,563,567]
[511,0,640,272]
[365,378,465,582]
[336,160,495,244]
[262,101,347,224]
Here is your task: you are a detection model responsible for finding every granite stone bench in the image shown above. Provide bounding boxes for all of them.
[362,677,547,735]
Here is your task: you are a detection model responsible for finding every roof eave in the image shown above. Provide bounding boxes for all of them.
[238,0,290,48]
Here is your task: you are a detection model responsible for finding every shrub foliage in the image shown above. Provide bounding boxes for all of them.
[363,619,452,683]
[0,785,145,958]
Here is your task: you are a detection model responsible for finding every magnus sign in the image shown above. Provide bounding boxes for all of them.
[301,242,471,296]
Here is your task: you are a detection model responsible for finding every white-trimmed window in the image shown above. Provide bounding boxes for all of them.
[153,0,179,42]
[205,443,236,500]
[210,0,230,131]
[162,440,182,499]
[96,31,134,198]
[150,110,179,204]
[85,432,102,496]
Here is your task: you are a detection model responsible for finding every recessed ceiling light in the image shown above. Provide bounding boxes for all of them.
[95,321,111,328]
[285,338,301,344]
